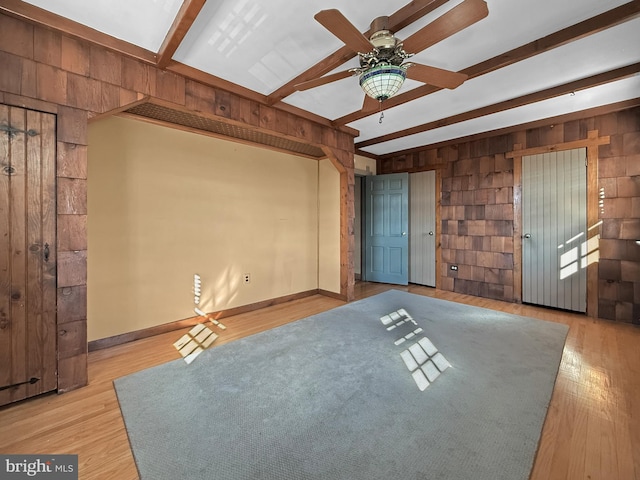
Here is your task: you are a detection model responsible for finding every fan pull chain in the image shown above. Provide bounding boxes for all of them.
[378,100,384,124]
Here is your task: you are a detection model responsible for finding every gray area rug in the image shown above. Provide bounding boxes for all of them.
[114,290,569,480]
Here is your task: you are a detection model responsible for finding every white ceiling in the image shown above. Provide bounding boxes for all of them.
[20,0,640,156]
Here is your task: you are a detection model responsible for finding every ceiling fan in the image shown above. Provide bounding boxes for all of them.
[295,0,489,111]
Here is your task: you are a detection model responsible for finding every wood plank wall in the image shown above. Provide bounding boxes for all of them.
[379,107,640,324]
[0,12,357,391]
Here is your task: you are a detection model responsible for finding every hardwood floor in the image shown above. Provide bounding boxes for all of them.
[1,282,638,479]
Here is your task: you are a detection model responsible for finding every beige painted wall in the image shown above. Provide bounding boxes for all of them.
[318,159,340,293]
[355,154,377,175]
[87,116,327,341]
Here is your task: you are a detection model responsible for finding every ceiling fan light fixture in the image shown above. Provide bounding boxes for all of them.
[359,64,407,102]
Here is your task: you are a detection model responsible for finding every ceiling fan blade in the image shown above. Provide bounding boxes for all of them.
[315,9,373,54]
[294,70,353,91]
[401,0,488,54]
[406,63,468,89]
[362,94,380,112]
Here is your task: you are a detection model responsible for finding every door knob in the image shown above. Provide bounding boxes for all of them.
[402,232,407,236]
[523,233,531,239]
[428,231,434,236]
[44,243,50,262]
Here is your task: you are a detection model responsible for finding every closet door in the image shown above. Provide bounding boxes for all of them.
[0,105,57,405]
[522,148,587,312]
[409,171,436,287]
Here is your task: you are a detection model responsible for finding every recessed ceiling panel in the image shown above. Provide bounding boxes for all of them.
[23,0,182,51]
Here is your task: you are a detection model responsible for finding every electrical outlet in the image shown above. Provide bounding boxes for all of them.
[450,265,458,271]
[243,273,250,284]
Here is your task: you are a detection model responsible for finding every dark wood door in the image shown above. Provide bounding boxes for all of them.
[0,105,57,405]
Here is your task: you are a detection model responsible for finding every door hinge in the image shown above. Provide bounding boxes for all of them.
[0,124,38,139]
[0,377,40,391]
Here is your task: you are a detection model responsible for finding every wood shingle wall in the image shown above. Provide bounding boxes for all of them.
[596,111,640,323]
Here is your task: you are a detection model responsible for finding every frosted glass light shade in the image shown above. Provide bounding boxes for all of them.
[359,64,407,101]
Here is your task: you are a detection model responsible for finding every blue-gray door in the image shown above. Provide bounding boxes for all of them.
[364,173,409,285]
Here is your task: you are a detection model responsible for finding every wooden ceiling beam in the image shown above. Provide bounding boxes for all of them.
[355,62,640,149]
[386,0,450,32]
[266,0,449,105]
[0,0,156,64]
[156,0,206,69]
[337,0,640,126]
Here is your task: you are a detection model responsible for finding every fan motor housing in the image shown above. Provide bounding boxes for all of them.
[363,16,407,67]
[369,30,397,50]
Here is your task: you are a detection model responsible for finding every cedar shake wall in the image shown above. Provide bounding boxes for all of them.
[596,109,640,324]
[0,12,356,391]
[379,107,640,324]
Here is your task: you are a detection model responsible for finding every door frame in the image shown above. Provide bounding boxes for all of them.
[354,174,367,281]
[507,130,610,318]
[360,168,442,289]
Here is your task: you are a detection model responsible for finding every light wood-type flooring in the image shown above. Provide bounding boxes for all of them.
[1,282,638,479]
